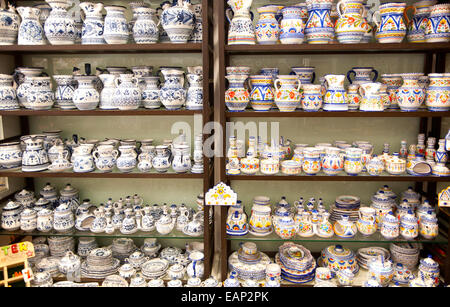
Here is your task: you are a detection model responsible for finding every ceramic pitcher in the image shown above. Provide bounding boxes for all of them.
[72,143,95,173]
[98,74,116,110]
[347,67,379,85]
[17,6,45,45]
[255,5,280,44]
[93,144,118,173]
[335,0,367,43]
[426,73,450,111]
[53,75,76,110]
[249,75,274,112]
[279,6,304,44]
[160,68,187,110]
[356,207,377,235]
[225,74,250,112]
[189,2,203,43]
[104,5,129,44]
[396,73,426,111]
[14,67,46,107]
[274,75,301,112]
[160,0,195,43]
[359,82,384,111]
[406,0,436,42]
[374,2,407,43]
[21,135,49,172]
[113,74,141,110]
[44,0,76,45]
[304,0,334,44]
[186,73,203,110]
[73,75,100,110]
[80,2,105,44]
[171,144,191,173]
[249,204,272,235]
[116,145,137,173]
[226,0,255,45]
[323,74,348,111]
[133,7,158,44]
[0,2,19,45]
[141,76,161,109]
[425,4,450,42]
[26,76,55,110]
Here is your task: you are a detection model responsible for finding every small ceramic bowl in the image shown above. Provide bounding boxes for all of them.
[240,157,260,175]
[281,160,301,175]
[260,158,279,175]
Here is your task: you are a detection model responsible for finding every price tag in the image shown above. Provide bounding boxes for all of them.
[22,268,33,283]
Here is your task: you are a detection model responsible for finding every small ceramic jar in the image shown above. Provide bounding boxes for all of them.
[20,208,37,232]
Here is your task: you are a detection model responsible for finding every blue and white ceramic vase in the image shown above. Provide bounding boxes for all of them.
[255,5,280,44]
[374,2,407,43]
[189,3,202,43]
[26,76,55,110]
[72,143,95,173]
[0,142,22,170]
[116,145,137,173]
[280,6,304,44]
[0,74,19,110]
[113,74,141,110]
[160,68,187,110]
[80,2,105,45]
[133,7,159,44]
[186,73,203,110]
[142,76,161,109]
[98,74,116,110]
[21,135,49,172]
[73,75,100,110]
[0,3,20,45]
[425,3,450,42]
[53,75,76,109]
[161,0,195,43]
[44,0,76,45]
[17,6,45,45]
[14,67,46,108]
[171,144,191,173]
[104,5,129,44]
[304,0,334,44]
[347,67,378,85]
[93,144,118,173]
[152,145,171,173]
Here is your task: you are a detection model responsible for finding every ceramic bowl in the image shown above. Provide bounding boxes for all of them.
[240,157,260,175]
[260,158,279,175]
[281,160,301,175]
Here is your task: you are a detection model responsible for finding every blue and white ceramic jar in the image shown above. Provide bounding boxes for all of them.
[21,135,49,172]
[93,144,118,173]
[73,75,100,110]
[53,75,76,109]
[116,145,137,173]
[104,5,129,44]
[189,3,202,43]
[133,7,159,44]
[142,76,161,109]
[53,203,75,232]
[186,73,203,110]
[171,144,191,173]
[44,0,76,45]
[0,74,18,110]
[160,68,187,110]
[161,0,195,43]
[26,76,55,110]
[72,143,95,173]
[37,208,53,232]
[98,74,116,110]
[113,74,141,110]
[80,2,105,45]
[322,147,344,175]
[0,142,22,170]
[17,6,45,45]
[14,67,46,108]
[152,145,171,173]
[0,4,20,45]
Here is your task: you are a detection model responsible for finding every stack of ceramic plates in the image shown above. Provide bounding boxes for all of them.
[390,243,422,270]
[275,243,316,284]
[78,237,98,258]
[330,195,361,222]
[356,247,391,270]
[228,251,270,281]
[141,258,169,279]
[111,238,137,263]
[80,247,120,279]
[47,236,75,257]
[35,257,61,277]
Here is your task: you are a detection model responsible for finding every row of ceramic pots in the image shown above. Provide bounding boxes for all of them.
[225,242,440,287]
[228,0,450,45]
[0,0,202,46]
[226,189,438,241]
[227,134,449,177]
[0,65,203,111]
[0,132,204,174]
[225,67,450,113]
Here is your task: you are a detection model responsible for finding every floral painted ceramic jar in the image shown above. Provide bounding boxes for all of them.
[116,145,137,173]
[1,201,22,231]
[226,211,248,236]
[240,157,259,175]
[368,256,394,287]
[72,143,95,173]
[426,73,450,111]
[425,4,450,42]
[249,204,272,236]
[21,135,49,172]
[396,73,426,111]
[302,147,321,175]
[93,145,118,173]
[20,208,37,232]
[152,145,171,173]
[335,0,367,43]
[17,6,45,45]
[273,208,297,239]
[225,74,250,112]
[255,5,280,44]
[400,210,419,240]
[0,74,18,110]
[381,74,403,109]
[346,84,361,110]
[113,74,141,110]
[53,203,75,232]
[301,84,322,111]
[226,0,255,45]
[344,147,363,175]
[53,75,76,110]
[406,0,436,42]
[304,0,334,44]
[44,0,76,45]
[186,73,203,110]
[320,245,359,276]
[160,68,187,110]
[161,0,195,43]
[419,211,438,239]
[359,82,384,111]
[322,147,344,175]
[356,207,377,235]
[323,74,348,111]
[279,6,304,44]
[133,7,159,44]
[104,5,129,44]
[274,75,301,112]
[37,208,53,232]
[26,76,55,110]
[249,75,274,112]
[0,3,19,45]
[367,155,384,176]
[374,2,407,43]
[260,158,279,175]
[141,76,161,109]
[80,2,105,44]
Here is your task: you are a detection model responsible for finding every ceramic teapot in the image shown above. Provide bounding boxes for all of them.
[155,208,175,235]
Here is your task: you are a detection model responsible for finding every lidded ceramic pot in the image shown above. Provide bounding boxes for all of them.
[320,244,359,276]
[1,200,22,231]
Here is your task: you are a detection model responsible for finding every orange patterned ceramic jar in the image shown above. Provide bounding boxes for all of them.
[426,73,450,111]
[225,74,250,112]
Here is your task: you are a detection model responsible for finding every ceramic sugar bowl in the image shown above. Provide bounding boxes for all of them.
[368,256,394,287]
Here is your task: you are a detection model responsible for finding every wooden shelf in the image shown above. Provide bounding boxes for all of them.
[226,110,450,118]
[0,43,202,55]
[227,173,450,182]
[0,108,202,117]
[225,42,450,55]
[0,170,204,179]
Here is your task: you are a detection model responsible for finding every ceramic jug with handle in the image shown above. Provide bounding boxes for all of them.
[323,74,348,111]
[0,1,20,45]
[160,0,194,43]
[17,6,45,45]
[335,0,367,43]
[80,2,105,44]
[44,0,76,45]
[226,0,255,45]
[359,82,384,111]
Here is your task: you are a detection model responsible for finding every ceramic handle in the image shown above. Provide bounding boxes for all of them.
[296,78,302,92]
[114,78,121,88]
[225,8,234,23]
[371,69,379,82]
[336,0,344,18]
[274,79,281,92]
[347,70,356,84]
[404,6,415,26]
[92,150,99,161]
[372,11,380,29]
[13,71,24,86]
[358,86,365,97]
[311,72,316,84]
[62,149,70,161]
